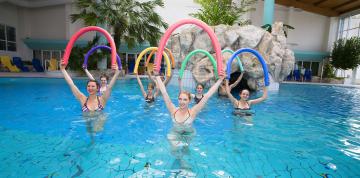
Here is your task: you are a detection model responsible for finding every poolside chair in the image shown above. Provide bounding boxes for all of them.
[293,69,301,81]
[304,69,312,82]
[46,58,59,71]
[0,56,20,72]
[32,58,44,72]
[286,70,293,81]
[12,57,30,72]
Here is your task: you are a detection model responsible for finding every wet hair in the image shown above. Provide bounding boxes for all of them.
[240,89,250,94]
[196,83,204,89]
[100,74,108,81]
[178,91,191,100]
[87,79,100,89]
[147,82,155,90]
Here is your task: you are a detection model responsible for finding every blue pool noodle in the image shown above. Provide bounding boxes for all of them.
[226,48,270,86]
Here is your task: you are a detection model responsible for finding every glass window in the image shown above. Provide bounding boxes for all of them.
[0,24,5,40]
[0,24,16,51]
[350,14,360,29]
[52,51,61,60]
[338,13,360,40]
[311,62,319,76]
[43,51,51,60]
[348,29,359,38]
[0,41,5,50]
[34,50,41,59]
[303,61,311,69]
[7,42,16,51]
[6,26,15,42]
[344,17,349,30]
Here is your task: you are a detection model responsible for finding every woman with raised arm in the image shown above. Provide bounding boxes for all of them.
[84,68,109,96]
[218,72,244,97]
[61,61,120,113]
[225,79,267,116]
[154,70,224,151]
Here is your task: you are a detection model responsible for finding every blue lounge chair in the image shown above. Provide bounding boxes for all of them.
[293,70,301,81]
[13,57,30,72]
[32,58,44,72]
[304,69,312,82]
[286,70,293,81]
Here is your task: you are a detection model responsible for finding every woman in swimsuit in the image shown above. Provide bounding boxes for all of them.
[84,68,109,96]
[154,70,225,156]
[191,84,204,104]
[218,72,244,97]
[136,75,159,103]
[61,61,120,113]
[225,79,267,116]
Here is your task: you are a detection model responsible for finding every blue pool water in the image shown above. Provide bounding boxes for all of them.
[0,77,359,177]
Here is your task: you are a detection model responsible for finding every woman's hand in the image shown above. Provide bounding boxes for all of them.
[60,60,66,71]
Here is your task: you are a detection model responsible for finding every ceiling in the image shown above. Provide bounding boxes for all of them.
[275,0,360,17]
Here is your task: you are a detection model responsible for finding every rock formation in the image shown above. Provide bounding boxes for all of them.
[167,22,295,90]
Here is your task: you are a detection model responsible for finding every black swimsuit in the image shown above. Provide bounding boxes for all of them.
[233,101,253,116]
[194,94,204,104]
[145,94,155,103]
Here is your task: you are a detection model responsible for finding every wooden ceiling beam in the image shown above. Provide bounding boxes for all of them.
[333,0,357,10]
[275,0,339,16]
[314,0,328,6]
[339,4,360,15]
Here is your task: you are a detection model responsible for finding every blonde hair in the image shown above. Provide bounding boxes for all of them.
[147,82,155,90]
[178,91,191,100]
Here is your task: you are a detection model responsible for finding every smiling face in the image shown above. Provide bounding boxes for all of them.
[178,92,191,109]
[100,76,107,86]
[239,89,250,100]
[196,84,204,94]
[147,84,154,94]
[87,80,99,95]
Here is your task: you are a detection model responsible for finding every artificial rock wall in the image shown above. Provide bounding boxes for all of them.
[167,22,295,90]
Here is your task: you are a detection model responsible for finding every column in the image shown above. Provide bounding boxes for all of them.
[263,0,274,25]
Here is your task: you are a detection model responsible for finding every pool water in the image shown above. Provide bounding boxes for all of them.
[0,77,359,177]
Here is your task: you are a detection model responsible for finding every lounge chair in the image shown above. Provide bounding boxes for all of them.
[286,70,293,81]
[32,58,44,72]
[46,58,59,71]
[0,55,20,72]
[293,69,301,81]
[12,57,30,72]
[304,69,312,82]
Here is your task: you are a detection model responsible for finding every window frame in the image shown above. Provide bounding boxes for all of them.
[0,23,16,52]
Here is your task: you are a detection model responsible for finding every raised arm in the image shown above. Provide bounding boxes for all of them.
[225,79,238,107]
[229,72,244,89]
[60,62,86,105]
[249,87,268,105]
[84,68,95,80]
[136,75,147,98]
[191,75,225,118]
[101,64,120,104]
[155,76,176,114]
[178,77,183,91]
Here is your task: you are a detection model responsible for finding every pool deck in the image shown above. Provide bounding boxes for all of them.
[1,72,360,88]
[283,81,360,88]
[0,72,146,79]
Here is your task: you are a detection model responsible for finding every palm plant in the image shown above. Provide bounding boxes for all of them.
[191,0,257,26]
[71,0,168,50]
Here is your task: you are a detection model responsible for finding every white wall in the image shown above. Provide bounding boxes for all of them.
[251,1,331,52]
[65,3,95,41]
[156,0,200,29]
[27,5,66,39]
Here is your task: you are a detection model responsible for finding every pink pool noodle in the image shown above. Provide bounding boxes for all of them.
[62,26,117,67]
[154,19,223,75]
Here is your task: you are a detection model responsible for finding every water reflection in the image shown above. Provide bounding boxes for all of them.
[167,125,196,177]
[83,112,108,144]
